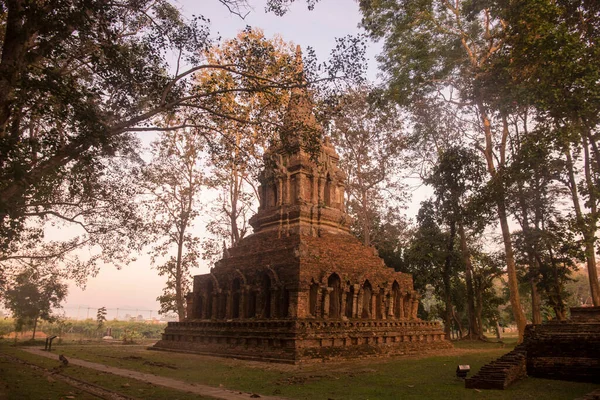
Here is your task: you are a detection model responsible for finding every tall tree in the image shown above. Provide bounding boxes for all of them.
[405,200,459,340]
[141,127,205,321]
[426,146,489,339]
[197,29,296,258]
[359,0,530,339]
[0,1,366,283]
[329,86,407,246]
[499,0,600,306]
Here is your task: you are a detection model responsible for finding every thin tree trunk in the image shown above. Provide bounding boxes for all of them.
[32,316,38,340]
[496,195,528,340]
[495,319,502,340]
[442,221,456,340]
[452,307,463,339]
[459,222,480,339]
[175,231,186,321]
[530,277,542,324]
[478,107,527,342]
[515,172,542,325]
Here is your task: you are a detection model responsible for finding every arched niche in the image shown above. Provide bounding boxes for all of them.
[328,273,342,318]
[345,283,354,318]
[362,280,373,318]
[376,288,385,319]
[261,273,272,318]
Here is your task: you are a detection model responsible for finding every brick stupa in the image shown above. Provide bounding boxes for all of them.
[153,48,450,363]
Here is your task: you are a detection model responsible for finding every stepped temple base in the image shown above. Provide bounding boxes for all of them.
[525,306,600,383]
[467,306,600,390]
[153,319,451,363]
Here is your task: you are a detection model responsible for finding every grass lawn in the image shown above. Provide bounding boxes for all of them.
[0,352,98,400]
[2,338,598,399]
[1,342,213,400]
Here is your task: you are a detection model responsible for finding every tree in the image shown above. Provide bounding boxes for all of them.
[0,0,366,283]
[359,0,530,340]
[4,264,68,339]
[329,85,407,246]
[198,29,296,258]
[141,127,205,321]
[498,0,600,306]
[96,306,107,332]
[405,200,459,340]
[426,146,489,339]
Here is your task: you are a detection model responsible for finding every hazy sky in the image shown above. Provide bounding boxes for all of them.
[62,0,393,320]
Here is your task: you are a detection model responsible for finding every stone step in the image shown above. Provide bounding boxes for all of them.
[465,346,527,390]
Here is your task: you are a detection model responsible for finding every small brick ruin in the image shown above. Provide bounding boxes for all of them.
[526,306,600,383]
[465,344,527,389]
[466,306,600,390]
[153,50,450,363]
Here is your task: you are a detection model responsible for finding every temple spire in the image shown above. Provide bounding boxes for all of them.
[282,45,321,146]
[294,44,303,75]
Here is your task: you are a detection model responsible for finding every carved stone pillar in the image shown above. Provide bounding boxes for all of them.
[297,174,305,203]
[356,290,364,319]
[322,287,333,318]
[370,294,377,319]
[352,285,360,318]
[315,286,323,318]
[318,177,325,204]
[284,174,291,205]
[388,292,395,318]
[211,293,219,320]
[411,292,420,320]
[398,294,405,319]
[341,291,348,319]
[277,178,283,206]
[311,173,318,204]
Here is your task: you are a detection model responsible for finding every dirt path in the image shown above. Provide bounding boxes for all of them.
[0,352,136,400]
[23,348,288,400]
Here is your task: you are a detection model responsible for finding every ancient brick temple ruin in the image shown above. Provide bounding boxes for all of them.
[153,53,450,363]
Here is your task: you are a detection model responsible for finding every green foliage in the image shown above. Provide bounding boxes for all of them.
[329,85,408,247]
[4,265,67,336]
[96,306,107,331]
[0,0,366,288]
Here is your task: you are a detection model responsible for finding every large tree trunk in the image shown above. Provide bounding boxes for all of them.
[530,277,542,325]
[459,222,480,339]
[564,147,600,306]
[478,107,527,342]
[496,196,528,340]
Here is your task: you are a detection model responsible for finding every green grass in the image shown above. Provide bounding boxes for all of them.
[0,352,98,400]
[1,342,213,400]
[2,339,598,399]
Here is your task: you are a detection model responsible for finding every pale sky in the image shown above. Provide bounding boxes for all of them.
[61,0,428,320]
